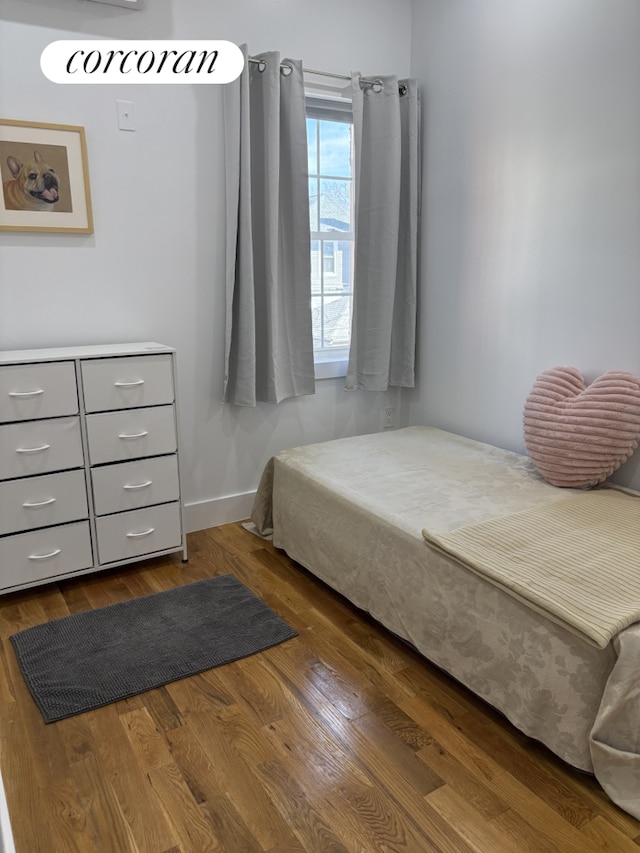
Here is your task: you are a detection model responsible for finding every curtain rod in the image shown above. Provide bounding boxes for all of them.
[247,56,407,94]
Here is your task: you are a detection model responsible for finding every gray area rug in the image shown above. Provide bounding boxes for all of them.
[10,574,298,723]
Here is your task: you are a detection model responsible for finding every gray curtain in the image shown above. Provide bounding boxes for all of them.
[346,75,420,391]
[223,46,315,406]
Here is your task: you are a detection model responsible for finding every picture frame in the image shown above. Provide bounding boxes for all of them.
[0,119,94,233]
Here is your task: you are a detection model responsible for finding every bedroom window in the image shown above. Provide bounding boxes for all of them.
[306,94,353,379]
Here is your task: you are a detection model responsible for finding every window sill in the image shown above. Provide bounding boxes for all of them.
[314,358,348,380]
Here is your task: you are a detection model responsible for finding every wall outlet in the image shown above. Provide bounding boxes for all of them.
[383,406,394,429]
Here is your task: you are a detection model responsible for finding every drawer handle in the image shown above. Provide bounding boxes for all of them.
[126,528,155,538]
[118,431,149,440]
[22,497,57,508]
[15,444,51,454]
[8,389,44,398]
[114,379,145,387]
[123,480,153,491]
[28,549,62,561]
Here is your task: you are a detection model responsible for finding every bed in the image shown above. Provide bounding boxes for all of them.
[251,426,640,820]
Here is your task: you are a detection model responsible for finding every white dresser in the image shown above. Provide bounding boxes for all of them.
[0,343,187,594]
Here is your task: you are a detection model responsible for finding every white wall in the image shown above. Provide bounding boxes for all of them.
[0,0,413,528]
[409,0,640,489]
[5,0,639,519]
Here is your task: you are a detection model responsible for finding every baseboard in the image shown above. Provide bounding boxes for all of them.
[183,491,257,533]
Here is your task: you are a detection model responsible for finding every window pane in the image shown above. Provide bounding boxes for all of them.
[310,240,321,294]
[336,240,353,290]
[308,177,318,232]
[321,295,352,347]
[311,296,323,348]
[306,118,317,175]
[312,295,352,349]
[319,120,351,177]
[306,99,354,363]
[323,242,335,275]
[319,179,351,232]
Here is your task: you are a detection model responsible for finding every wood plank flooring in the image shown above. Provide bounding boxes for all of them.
[0,522,638,852]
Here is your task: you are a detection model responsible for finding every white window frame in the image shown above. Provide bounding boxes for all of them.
[306,92,354,380]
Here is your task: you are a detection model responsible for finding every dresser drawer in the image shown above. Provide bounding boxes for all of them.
[91,454,179,516]
[0,522,93,590]
[81,354,174,413]
[86,406,176,466]
[95,502,182,565]
[0,361,78,424]
[0,417,83,481]
[0,470,88,536]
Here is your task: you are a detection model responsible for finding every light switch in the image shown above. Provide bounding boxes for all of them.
[116,100,136,132]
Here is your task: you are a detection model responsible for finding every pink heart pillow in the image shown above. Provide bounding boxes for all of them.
[523,366,640,487]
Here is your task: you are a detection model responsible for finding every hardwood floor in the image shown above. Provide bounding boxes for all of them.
[0,522,638,852]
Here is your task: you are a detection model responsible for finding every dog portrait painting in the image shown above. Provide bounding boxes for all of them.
[1,142,72,213]
[3,151,60,211]
[0,120,93,233]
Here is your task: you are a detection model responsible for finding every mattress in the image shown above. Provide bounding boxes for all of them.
[251,426,640,820]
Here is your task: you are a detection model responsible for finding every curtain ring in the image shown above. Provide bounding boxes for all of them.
[281,62,293,76]
[257,59,266,73]
[372,79,383,93]
[399,83,407,96]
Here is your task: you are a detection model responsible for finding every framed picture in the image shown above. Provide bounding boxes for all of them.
[0,119,93,233]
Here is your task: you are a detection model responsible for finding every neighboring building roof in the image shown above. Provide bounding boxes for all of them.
[312,295,351,348]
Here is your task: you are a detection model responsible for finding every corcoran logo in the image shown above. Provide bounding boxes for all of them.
[41,40,244,84]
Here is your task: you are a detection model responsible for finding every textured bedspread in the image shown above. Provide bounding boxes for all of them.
[423,489,640,648]
[251,427,640,820]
